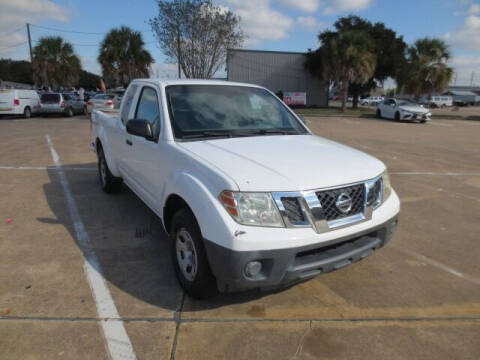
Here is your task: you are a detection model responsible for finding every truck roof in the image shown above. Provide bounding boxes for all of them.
[132,78,263,88]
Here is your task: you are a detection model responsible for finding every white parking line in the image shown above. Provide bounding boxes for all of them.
[0,166,96,171]
[391,171,480,176]
[45,135,136,360]
[429,121,452,127]
[393,246,480,286]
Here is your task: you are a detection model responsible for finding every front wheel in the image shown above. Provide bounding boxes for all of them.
[394,112,401,122]
[376,109,382,119]
[98,148,122,193]
[23,107,31,118]
[170,208,217,299]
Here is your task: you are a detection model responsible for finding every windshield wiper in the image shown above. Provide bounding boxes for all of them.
[235,129,296,136]
[181,131,233,140]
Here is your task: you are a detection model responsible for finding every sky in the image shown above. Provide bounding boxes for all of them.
[1,0,479,86]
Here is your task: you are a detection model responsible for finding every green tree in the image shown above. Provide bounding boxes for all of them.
[0,59,34,84]
[306,16,407,108]
[311,30,376,112]
[398,38,453,98]
[32,36,81,88]
[78,70,101,90]
[150,0,243,79]
[98,26,153,87]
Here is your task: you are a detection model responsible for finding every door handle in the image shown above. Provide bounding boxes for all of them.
[126,139,132,146]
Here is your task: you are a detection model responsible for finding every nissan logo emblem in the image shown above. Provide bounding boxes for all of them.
[335,192,352,214]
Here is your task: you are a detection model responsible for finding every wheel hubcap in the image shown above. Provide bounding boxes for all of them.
[175,229,197,281]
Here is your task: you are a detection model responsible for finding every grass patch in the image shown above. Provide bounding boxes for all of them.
[294,106,375,117]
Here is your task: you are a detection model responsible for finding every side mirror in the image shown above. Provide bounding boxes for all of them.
[126,119,155,141]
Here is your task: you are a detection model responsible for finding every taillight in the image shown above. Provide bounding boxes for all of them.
[61,101,66,108]
[14,99,20,106]
[87,101,93,106]
[105,101,113,106]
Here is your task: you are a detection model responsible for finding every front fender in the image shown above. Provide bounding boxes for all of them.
[163,170,237,249]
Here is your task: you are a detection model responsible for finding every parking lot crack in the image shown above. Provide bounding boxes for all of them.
[170,291,185,360]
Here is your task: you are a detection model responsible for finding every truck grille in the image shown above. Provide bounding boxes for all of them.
[273,176,384,233]
[280,197,305,224]
[316,184,365,221]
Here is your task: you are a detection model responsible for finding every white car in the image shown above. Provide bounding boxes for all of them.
[360,96,383,106]
[425,96,452,108]
[0,89,40,118]
[86,93,116,115]
[377,98,431,123]
[91,79,400,298]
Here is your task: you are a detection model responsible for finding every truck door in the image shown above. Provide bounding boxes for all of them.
[123,85,164,211]
[110,84,138,176]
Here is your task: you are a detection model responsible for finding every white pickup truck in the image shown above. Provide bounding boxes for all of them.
[91,79,400,298]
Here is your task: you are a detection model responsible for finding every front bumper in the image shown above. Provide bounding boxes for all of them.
[402,112,431,121]
[40,106,66,114]
[204,216,398,292]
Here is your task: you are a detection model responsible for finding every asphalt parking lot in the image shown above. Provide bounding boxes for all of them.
[1,114,479,359]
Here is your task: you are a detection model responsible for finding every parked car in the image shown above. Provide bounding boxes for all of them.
[91,79,400,298]
[39,93,86,117]
[0,88,40,118]
[420,96,452,108]
[360,96,384,106]
[86,93,116,115]
[377,98,431,123]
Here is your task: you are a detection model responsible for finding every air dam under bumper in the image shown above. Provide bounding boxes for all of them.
[204,216,398,293]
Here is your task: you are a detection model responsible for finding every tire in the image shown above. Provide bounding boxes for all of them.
[66,107,74,117]
[170,208,217,299]
[394,112,401,122]
[376,109,382,119]
[420,119,427,124]
[98,148,122,193]
[23,107,31,119]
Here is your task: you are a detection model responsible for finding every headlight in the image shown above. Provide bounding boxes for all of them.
[382,171,392,202]
[219,191,284,227]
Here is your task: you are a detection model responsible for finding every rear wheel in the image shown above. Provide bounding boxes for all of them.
[394,111,401,122]
[98,148,122,193]
[170,208,217,299]
[23,107,31,119]
[376,109,382,119]
[66,107,74,117]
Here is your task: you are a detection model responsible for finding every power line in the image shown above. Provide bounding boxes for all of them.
[30,24,152,35]
[1,25,26,36]
[31,39,157,47]
[0,41,28,50]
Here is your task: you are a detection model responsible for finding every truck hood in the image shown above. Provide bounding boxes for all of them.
[399,105,430,114]
[179,134,385,192]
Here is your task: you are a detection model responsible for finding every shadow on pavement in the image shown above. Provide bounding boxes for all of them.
[41,162,270,312]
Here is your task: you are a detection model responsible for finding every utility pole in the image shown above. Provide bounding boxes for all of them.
[26,23,33,63]
[470,72,475,87]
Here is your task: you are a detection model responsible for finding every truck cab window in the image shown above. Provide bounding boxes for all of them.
[121,85,138,125]
[135,86,161,140]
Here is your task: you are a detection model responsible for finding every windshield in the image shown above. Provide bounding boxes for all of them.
[166,85,308,140]
[40,94,60,103]
[398,100,419,106]
[94,94,114,100]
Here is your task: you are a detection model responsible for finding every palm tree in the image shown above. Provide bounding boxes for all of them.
[32,36,81,88]
[98,26,154,87]
[398,38,453,98]
[319,30,377,112]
